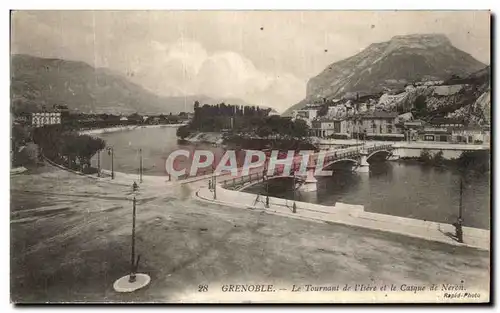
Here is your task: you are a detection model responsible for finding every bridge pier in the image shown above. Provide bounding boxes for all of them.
[355,152,370,173]
[297,167,318,192]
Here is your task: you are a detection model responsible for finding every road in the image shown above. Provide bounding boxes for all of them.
[10,164,490,302]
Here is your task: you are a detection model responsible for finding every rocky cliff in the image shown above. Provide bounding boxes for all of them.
[284,34,486,116]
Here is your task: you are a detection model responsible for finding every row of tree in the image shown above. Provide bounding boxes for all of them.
[177,102,310,141]
[33,125,105,173]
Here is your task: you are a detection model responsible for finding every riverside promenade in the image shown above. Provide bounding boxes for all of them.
[195,185,489,251]
[88,144,489,251]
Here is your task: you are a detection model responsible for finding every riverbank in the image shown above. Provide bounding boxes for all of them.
[196,185,490,251]
[184,132,224,145]
[79,123,185,136]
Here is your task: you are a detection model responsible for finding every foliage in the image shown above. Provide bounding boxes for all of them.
[327,134,350,140]
[432,150,444,166]
[11,124,31,149]
[365,135,405,142]
[419,149,433,164]
[33,125,105,170]
[412,95,428,118]
[182,101,310,140]
[176,125,192,139]
[318,104,329,117]
[457,150,490,174]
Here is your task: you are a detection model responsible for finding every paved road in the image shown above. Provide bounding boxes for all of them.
[10,164,490,303]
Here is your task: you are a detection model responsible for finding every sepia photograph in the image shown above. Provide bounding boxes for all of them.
[9,10,491,303]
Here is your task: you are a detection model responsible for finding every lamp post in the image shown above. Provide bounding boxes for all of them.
[292,169,297,213]
[112,183,151,293]
[129,195,138,282]
[455,177,464,243]
[97,150,101,177]
[139,148,143,183]
[212,164,217,200]
[107,147,114,179]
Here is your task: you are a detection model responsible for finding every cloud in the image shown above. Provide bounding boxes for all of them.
[132,39,305,111]
[11,11,490,113]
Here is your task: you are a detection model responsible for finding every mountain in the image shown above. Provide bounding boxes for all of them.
[11,54,254,115]
[283,34,486,115]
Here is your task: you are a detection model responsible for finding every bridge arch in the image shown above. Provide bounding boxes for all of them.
[366,149,392,162]
[322,158,359,171]
[232,175,297,192]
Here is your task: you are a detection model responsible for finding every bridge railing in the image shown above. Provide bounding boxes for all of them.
[322,148,362,165]
[365,143,394,154]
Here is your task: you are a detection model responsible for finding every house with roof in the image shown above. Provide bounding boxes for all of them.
[311,118,350,138]
[348,111,402,138]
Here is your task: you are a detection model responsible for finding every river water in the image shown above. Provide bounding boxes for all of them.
[93,126,490,230]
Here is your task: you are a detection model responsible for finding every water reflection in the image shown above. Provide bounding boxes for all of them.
[247,161,489,230]
[93,127,490,230]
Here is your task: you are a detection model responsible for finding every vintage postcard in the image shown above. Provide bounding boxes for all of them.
[10,10,491,303]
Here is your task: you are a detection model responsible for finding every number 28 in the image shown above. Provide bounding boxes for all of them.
[198,285,208,292]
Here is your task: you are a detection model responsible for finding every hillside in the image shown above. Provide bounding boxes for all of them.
[375,65,491,125]
[283,34,486,116]
[11,54,253,115]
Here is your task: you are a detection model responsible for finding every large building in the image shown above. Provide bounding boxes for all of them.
[419,125,490,144]
[31,112,61,127]
[348,111,402,139]
[311,118,350,138]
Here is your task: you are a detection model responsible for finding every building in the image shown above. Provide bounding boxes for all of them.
[419,126,451,142]
[402,119,426,141]
[451,127,490,144]
[403,119,426,129]
[268,109,280,116]
[428,118,464,128]
[31,112,61,127]
[13,112,30,125]
[292,108,318,126]
[311,118,349,138]
[349,111,402,139]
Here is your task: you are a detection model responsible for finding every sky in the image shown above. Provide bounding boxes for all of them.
[11,11,490,112]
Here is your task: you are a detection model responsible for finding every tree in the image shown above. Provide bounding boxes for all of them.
[457,150,490,174]
[176,125,191,139]
[257,125,272,138]
[419,149,432,165]
[291,119,310,139]
[128,112,142,123]
[318,104,328,117]
[414,95,427,117]
[433,150,444,166]
[63,135,105,169]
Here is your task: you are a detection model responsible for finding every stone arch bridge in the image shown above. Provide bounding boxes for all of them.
[222,144,394,192]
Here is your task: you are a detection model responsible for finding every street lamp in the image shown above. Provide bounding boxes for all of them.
[454,177,464,243]
[212,164,217,200]
[107,147,114,179]
[97,149,101,177]
[112,183,151,292]
[139,148,143,183]
[292,167,297,213]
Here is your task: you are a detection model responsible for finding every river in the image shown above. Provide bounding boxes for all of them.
[93,126,490,230]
